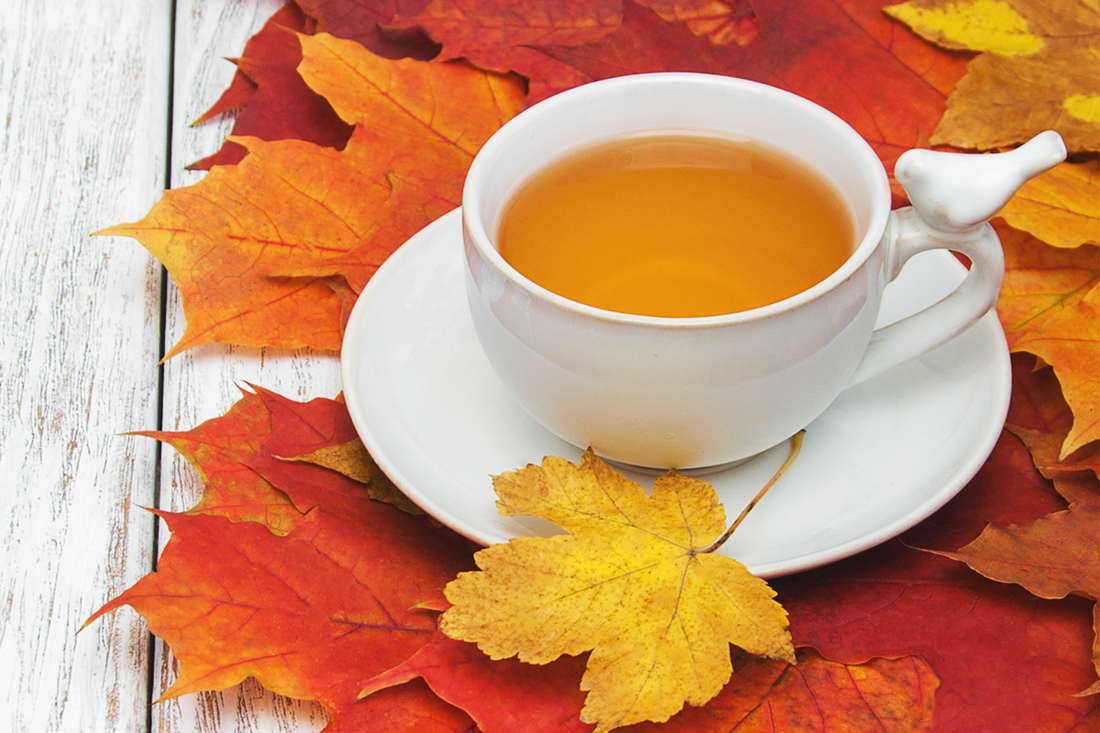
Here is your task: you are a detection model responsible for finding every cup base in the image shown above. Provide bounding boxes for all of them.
[601,454,754,478]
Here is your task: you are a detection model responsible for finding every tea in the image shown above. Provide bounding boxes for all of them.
[496,134,855,317]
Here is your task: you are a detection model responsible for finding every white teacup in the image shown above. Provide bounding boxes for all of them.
[462,73,1065,470]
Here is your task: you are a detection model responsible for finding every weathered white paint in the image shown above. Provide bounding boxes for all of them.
[2,0,340,730]
[0,0,170,731]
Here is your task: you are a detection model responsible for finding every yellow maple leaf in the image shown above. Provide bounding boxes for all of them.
[884,0,1100,152]
[440,448,796,733]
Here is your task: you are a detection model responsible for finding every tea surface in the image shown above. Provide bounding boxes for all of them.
[497,134,855,317]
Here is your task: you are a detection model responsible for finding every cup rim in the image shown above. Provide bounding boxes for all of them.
[462,72,893,328]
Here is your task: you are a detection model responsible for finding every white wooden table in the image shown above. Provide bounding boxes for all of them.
[1,0,337,730]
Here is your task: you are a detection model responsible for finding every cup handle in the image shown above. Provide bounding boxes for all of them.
[849,131,1066,386]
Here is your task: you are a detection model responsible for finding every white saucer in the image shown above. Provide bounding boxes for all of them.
[341,209,1011,578]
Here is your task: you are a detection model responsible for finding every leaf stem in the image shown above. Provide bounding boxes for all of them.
[701,431,805,555]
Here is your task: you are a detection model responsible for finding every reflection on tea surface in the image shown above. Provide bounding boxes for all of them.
[497,134,855,317]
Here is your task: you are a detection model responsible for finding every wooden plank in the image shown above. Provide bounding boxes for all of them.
[0,0,172,731]
[150,0,339,730]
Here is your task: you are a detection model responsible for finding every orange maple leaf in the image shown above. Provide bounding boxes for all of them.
[1010,282,1099,458]
[1022,289,1098,456]
[1000,160,1100,249]
[99,34,524,358]
[1007,424,1099,481]
[996,221,1100,457]
[927,473,1099,603]
[98,135,372,357]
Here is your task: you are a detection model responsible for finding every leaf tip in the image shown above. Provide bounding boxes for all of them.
[412,598,451,612]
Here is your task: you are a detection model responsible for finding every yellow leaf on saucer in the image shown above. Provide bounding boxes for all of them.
[440,449,795,733]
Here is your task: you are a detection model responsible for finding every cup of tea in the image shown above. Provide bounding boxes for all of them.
[461,73,1065,470]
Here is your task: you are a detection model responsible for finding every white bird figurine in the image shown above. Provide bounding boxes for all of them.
[895,130,1067,234]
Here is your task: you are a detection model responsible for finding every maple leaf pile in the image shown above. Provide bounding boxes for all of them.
[91,0,1098,731]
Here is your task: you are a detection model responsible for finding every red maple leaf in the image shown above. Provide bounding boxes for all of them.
[190,2,353,169]
[779,430,1099,730]
[86,389,477,731]
[536,0,970,201]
